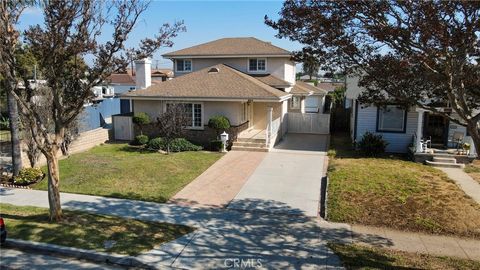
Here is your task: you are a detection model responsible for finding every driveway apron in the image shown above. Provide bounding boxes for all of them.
[228,134,328,217]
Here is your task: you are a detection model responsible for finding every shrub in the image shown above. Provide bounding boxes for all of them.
[147,137,165,150]
[210,140,224,152]
[357,132,388,156]
[14,167,44,185]
[131,134,149,145]
[0,115,9,130]
[208,116,230,137]
[167,138,202,152]
[132,112,150,125]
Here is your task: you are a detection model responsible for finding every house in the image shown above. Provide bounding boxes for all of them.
[346,76,477,164]
[116,37,330,150]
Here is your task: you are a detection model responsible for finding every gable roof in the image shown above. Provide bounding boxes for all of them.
[107,73,135,85]
[249,74,292,88]
[163,37,291,58]
[122,64,290,101]
[292,81,328,96]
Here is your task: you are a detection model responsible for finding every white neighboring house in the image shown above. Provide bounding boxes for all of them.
[116,37,331,149]
[346,76,477,163]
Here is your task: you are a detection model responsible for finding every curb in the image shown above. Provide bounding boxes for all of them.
[6,238,153,269]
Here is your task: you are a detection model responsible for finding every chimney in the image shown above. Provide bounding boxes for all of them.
[135,58,151,90]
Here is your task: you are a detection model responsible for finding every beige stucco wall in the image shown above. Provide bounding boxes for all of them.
[252,101,283,130]
[173,57,295,83]
[133,99,244,126]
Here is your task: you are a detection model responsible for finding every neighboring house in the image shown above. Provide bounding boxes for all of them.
[117,37,330,150]
[346,76,477,163]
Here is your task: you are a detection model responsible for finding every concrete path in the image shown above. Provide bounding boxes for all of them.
[228,134,328,216]
[350,225,480,261]
[0,188,343,269]
[439,167,480,204]
[169,151,266,207]
[1,247,123,270]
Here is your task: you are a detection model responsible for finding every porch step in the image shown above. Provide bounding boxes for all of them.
[432,157,457,164]
[425,160,465,169]
[232,142,266,148]
[231,146,269,152]
[236,138,266,144]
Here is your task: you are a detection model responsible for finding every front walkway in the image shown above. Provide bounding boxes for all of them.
[169,151,267,207]
[438,167,480,204]
[228,134,328,217]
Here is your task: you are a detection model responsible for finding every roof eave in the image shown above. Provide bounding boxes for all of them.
[121,94,291,102]
[163,54,292,59]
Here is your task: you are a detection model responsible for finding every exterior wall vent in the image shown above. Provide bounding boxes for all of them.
[208,67,220,73]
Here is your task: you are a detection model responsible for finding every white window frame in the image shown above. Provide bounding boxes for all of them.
[290,96,301,110]
[175,59,192,72]
[165,101,204,130]
[248,58,267,72]
[377,105,407,133]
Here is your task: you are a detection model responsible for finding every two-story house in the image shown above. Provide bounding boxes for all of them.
[118,37,329,150]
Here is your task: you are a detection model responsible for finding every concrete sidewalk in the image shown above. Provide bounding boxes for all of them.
[2,188,479,268]
[350,224,480,260]
[439,167,480,204]
[0,188,342,269]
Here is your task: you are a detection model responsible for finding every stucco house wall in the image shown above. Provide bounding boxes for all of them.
[173,57,295,84]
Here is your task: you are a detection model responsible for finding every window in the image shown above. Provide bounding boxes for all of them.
[166,102,202,128]
[290,96,301,109]
[248,58,266,72]
[176,59,192,72]
[377,105,407,133]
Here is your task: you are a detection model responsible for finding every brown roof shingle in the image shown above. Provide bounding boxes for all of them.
[122,64,290,101]
[107,74,135,85]
[249,74,292,88]
[163,37,291,57]
[292,81,327,96]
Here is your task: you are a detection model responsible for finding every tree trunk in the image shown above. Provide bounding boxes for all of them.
[45,148,62,221]
[7,90,22,176]
[467,122,480,159]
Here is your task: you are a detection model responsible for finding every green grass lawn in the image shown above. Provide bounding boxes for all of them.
[33,143,223,203]
[0,203,193,256]
[328,243,480,270]
[327,133,480,239]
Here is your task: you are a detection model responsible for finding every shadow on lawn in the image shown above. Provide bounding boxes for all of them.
[61,196,394,268]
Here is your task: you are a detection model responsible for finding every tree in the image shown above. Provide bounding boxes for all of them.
[156,104,189,154]
[0,0,185,221]
[302,55,320,80]
[266,1,480,156]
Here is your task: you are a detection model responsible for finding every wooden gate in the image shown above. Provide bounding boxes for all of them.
[287,112,330,134]
[113,115,134,141]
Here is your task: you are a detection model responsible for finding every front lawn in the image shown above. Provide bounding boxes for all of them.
[465,160,480,184]
[0,203,193,256]
[33,143,222,203]
[327,133,480,239]
[328,243,480,270]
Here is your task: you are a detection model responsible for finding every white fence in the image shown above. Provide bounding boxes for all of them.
[287,112,330,134]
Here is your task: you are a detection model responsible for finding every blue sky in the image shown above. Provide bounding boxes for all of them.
[18,1,304,70]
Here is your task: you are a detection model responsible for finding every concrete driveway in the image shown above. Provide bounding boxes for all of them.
[228,134,328,217]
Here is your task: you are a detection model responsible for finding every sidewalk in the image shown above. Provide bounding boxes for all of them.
[439,167,480,203]
[1,187,479,268]
[0,187,342,269]
[350,224,480,261]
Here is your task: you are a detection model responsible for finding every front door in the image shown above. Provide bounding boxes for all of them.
[423,113,449,147]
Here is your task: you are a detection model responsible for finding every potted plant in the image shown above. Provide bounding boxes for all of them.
[463,143,471,155]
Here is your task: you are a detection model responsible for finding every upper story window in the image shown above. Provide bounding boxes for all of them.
[377,105,407,133]
[176,59,192,72]
[248,58,266,72]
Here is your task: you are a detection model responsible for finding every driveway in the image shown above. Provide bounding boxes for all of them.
[228,134,328,217]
